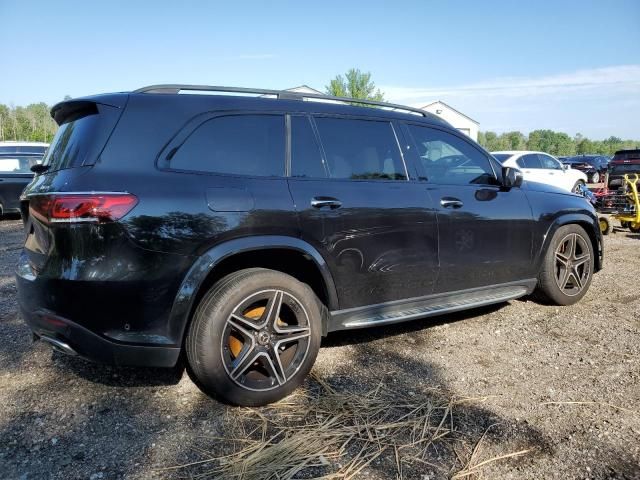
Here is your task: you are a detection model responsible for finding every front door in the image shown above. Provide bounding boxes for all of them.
[404,124,534,293]
[287,115,439,310]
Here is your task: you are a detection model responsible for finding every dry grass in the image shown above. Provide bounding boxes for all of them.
[161,375,533,479]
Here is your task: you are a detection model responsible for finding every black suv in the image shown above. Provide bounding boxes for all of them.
[16,85,603,406]
[561,155,609,183]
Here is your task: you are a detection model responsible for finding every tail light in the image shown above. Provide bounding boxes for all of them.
[29,193,138,224]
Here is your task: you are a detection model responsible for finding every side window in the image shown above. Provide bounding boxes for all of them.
[407,125,497,185]
[539,154,561,170]
[0,157,34,173]
[518,154,542,169]
[170,114,285,176]
[313,117,406,180]
[291,116,326,178]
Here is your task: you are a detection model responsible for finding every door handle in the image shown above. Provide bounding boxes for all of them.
[311,196,342,209]
[440,197,463,208]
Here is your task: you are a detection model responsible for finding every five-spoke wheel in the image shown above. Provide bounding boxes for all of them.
[222,289,312,391]
[186,268,321,406]
[535,224,594,305]
[554,233,591,296]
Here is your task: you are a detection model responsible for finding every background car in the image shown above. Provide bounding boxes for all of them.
[607,149,640,190]
[0,142,48,217]
[561,154,609,183]
[492,150,587,193]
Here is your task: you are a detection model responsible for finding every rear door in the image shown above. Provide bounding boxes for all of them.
[287,114,438,310]
[537,153,571,190]
[404,124,534,293]
[515,154,547,185]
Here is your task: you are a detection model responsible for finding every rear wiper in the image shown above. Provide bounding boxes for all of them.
[31,164,49,174]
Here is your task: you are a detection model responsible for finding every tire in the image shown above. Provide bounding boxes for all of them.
[572,180,586,194]
[186,268,322,406]
[630,223,640,233]
[599,216,612,236]
[534,224,594,306]
[590,172,600,184]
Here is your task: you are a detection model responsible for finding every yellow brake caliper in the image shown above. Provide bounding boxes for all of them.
[229,305,288,358]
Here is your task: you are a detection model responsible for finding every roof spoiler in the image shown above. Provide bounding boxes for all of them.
[50,94,129,125]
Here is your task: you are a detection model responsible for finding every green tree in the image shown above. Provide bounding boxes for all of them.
[326,68,384,101]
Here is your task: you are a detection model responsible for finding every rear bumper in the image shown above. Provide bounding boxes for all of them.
[20,307,180,367]
[15,249,183,368]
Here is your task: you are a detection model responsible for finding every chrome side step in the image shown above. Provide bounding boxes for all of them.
[329,280,536,331]
[40,335,77,356]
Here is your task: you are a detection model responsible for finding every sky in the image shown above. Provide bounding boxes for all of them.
[1,0,639,139]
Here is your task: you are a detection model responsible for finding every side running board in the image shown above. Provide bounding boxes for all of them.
[328,281,536,332]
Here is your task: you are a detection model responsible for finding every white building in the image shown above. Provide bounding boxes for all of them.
[284,85,324,95]
[420,101,479,141]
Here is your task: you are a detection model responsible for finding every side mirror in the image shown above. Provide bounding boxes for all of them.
[562,164,569,171]
[502,166,523,188]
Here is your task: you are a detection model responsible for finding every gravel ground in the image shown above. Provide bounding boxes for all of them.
[0,217,638,480]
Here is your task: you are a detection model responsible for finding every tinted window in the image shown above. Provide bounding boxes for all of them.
[517,154,542,169]
[313,117,406,180]
[42,105,120,172]
[539,154,561,169]
[170,115,285,176]
[408,125,496,185]
[291,116,326,178]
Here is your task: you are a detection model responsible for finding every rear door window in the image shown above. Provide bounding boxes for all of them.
[538,154,562,170]
[407,125,497,185]
[170,114,285,176]
[313,117,406,180]
[517,154,542,169]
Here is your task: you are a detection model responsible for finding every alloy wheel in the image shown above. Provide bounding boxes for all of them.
[221,289,311,391]
[554,233,591,296]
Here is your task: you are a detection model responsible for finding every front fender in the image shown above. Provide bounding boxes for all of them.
[166,235,339,346]
[535,212,603,273]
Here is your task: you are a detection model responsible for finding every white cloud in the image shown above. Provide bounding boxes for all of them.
[383,65,640,104]
[382,65,640,138]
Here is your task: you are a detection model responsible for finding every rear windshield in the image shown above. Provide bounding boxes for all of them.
[612,151,640,161]
[491,153,512,164]
[42,103,122,172]
[0,155,41,173]
[610,163,640,174]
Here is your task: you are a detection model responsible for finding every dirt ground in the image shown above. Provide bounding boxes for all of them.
[1,216,638,480]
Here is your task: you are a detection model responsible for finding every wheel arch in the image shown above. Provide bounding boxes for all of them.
[168,236,338,346]
[537,214,603,273]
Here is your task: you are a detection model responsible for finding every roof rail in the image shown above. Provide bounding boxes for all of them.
[133,84,427,117]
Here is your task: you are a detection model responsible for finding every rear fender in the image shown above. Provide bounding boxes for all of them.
[167,235,338,344]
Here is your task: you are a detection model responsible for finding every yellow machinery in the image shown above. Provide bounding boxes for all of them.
[616,173,640,233]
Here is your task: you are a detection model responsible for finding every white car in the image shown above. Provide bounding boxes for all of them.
[491,150,587,193]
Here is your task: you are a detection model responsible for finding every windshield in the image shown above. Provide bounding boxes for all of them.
[612,151,640,162]
[610,163,640,174]
[491,153,512,164]
[0,155,42,173]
